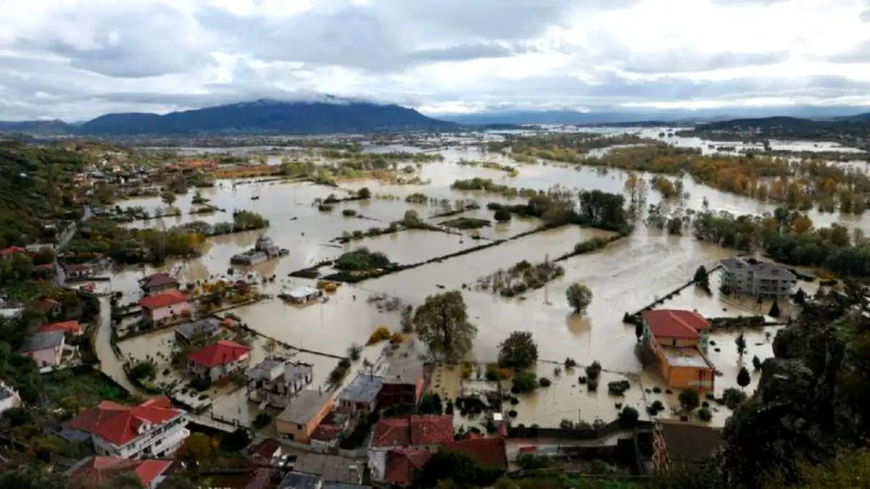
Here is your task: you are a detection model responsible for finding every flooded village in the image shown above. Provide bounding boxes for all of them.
[3,126,867,486]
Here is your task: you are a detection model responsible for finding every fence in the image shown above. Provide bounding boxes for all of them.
[509,419,653,441]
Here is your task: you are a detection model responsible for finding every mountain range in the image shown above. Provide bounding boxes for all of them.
[0,99,455,136]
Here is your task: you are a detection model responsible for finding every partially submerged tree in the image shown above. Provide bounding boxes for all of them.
[679,388,700,413]
[566,283,593,314]
[736,332,747,360]
[414,291,477,363]
[737,366,751,390]
[694,265,710,293]
[769,298,781,318]
[497,331,538,369]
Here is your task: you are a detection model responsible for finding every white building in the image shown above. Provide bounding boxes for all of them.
[720,258,796,298]
[247,357,314,408]
[65,397,189,459]
[0,381,22,417]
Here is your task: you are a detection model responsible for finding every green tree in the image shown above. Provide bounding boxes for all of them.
[414,291,477,363]
[177,432,215,468]
[694,265,710,292]
[737,366,751,390]
[493,208,512,223]
[416,449,505,488]
[497,331,538,369]
[161,191,176,207]
[128,360,156,381]
[511,371,537,393]
[768,298,781,318]
[752,355,763,371]
[736,332,747,360]
[566,283,593,314]
[0,464,69,489]
[635,321,643,342]
[679,388,700,412]
[357,187,372,199]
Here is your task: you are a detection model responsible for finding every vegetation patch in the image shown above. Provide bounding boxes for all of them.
[441,217,491,230]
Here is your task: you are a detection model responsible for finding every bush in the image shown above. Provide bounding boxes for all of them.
[608,380,631,396]
[511,371,537,393]
[347,343,362,361]
[679,389,701,412]
[722,387,747,410]
[390,332,404,344]
[191,376,211,392]
[587,377,599,391]
[697,407,713,422]
[538,377,552,387]
[564,357,577,369]
[318,204,334,212]
[367,327,392,345]
[516,454,553,470]
[253,413,272,429]
[494,208,512,222]
[342,209,358,217]
[357,187,372,199]
[560,419,575,429]
[586,361,602,380]
[618,406,639,424]
[129,360,156,381]
[485,363,500,382]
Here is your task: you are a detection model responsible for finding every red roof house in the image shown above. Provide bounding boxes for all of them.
[38,320,83,336]
[641,309,716,392]
[138,273,179,295]
[642,309,711,340]
[67,456,173,488]
[65,397,187,458]
[371,415,454,448]
[442,437,508,470]
[188,340,250,382]
[0,246,26,259]
[138,291,191,323]
[383,448,431,487]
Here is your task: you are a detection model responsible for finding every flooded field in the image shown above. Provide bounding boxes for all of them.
[105,129,865,429]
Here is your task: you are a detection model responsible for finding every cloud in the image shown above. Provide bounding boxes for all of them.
[0,0,869,120]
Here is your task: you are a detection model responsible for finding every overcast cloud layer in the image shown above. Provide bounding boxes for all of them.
[2,0,870,120]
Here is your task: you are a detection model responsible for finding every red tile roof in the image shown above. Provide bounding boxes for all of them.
[188,340,250,367]
[139,290,188,310]
[0,246,25,256]
[371,415,453,447]
[311,424,340,442]
[69,456,172,487]
[384,448,431,487]
[442,437,508,469]
[139,272,178,289]
[65,397,181,446]
[642,309,711,340]
[65,263,93,273]
[38,320,82,335]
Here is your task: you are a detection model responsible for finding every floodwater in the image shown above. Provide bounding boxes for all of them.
[107,130,864,428]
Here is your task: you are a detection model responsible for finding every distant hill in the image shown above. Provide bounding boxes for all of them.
[0,99,455,136]
[683,115,870,151]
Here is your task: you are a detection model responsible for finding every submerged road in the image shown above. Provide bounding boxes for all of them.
[94,296,142,395]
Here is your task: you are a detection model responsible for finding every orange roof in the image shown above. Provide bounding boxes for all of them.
[372,415,454,447]
[139,290,188,310]
[384,448,431,487]
[65,397,181,446]
[0,246,26,256]
[442,437,508,469]
[37,320,82,335]
[69,456,172,487]
[642,309,711,340]
[188,340,250,367]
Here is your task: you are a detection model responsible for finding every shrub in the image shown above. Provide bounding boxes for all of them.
[560,419,575,430]
[538,377,552,387]
[516,454,552,470]
[618,406,639,424]
[508,410,518,418]
[347,343,362,361]
[318,204,334,212]
[608,380,631,396]
[697,407,713,422]
[390,333,404,344]
[342,209,358,217]
[587,377,599,391]
[461,362,473,379]
[564,357,577,369]
[511,371,537,393]
[494,208,512,222]
[679,389,701,412]
[253,413,272,429]
[585,361,602,380]
[367,327,392,345]
[485,363,499,382]
[722,387,747,410]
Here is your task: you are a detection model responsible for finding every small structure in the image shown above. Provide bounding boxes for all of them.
[64,263,95,279]
[0,381,22,417]
[138,273,179,296]
[248,438,284,466]
[653,419,722,471]
[231,236,289,266]
[174,318,219,345]
[368,415,453,485]
[276,390,334,443]
[139,291,190,323]
[37,320,84,336]
[247,357,314,408]
[720,257,796,298]
[64,397,189,459]
[278,471,324,489]
[187,340,250,382]
[442,437,508,471]
[642,309,715,391]
[0,246,26,260]
[338,373,383,414]
[66,456,173,489]
[295,454,363,485]
[279,286,323,304]
[19,331,65,367]
[378,357,425,408]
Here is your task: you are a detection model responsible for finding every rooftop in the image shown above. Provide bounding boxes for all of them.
[277,390,332,425]
[278,471,324,489]
[642,309,710,340]
[65,397,182,446]
[384,357,424,385]
[339,374,384,405]
[383,448,430,487]
[67,456,173,488]
[188,340,250,368]
[19,331,65,352]
[139,290,188,310]
[658,419,723,464]
[295,453,363,484]
[174,318,219,341]
[247,357,313,384]
[661,346,713,369]
[721,258,796,281]
[442,437,508,469]
[37,320,82,335]
[138,272,179,289]
[371,415,453,447]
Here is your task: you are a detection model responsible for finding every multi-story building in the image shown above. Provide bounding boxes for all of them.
[275,390,334,444]
[187,340,250,382]
[247,357,314,408]
[720,258,796,298]
[65,397,190,459]
[378,357,424,409]
[642,309,715,392]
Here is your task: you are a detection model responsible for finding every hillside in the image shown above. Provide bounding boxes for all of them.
[680,115,870,151]
[3,99,454,136]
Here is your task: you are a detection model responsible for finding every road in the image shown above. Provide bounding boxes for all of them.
[94,296,141,395]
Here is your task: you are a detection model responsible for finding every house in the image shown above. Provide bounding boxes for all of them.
[188,340,250,382]
[174,318,219,344]
[247,357,314,408]
[652,419,722,471]
[65,263,95,279]
[139,291,191,323]
[0,381,22,417]
[368,415,453,484]
[276,390,334,443]
[382,448,430,487]
[280,286,323,304]
[64,396,189,459]
[138,273,179,296]
[642,309,715,391]
[720,258,796,298]
[0,246,26,260]
[38,320,84,336]
[278,471,324,489]
[19,331,65,367]
[248,438,283,466]
[35,297,61,316]
[378,357,425,408]
[338,374,383,414]
[295,454,363,485]
[66,456,173,489]
[442,437,509,471]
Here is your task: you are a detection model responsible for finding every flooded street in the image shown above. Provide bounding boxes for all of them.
[107,130,866,428]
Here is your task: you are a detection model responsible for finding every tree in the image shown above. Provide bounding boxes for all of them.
[679,388,700,412]
[497,331,538,369]
[400,305,414,333]
[176,432,215,467]
[357,187,371,199]
[694,265,710,292]
[414,291,477,363]
[737,366,751,390]
[752,355,763,371]
[416,449,505,488]
[161,191,176,207]
[768,299,781,318]
[736,332,747,360]
[493,208,512,223]
[511,371,537,393]
[566,283,592,314]
[635,321,644,342]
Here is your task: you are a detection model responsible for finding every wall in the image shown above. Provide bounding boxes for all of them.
[147,302,191,322]
[667,365,714,391]
[276,397,334,444]
[25,346,61,367]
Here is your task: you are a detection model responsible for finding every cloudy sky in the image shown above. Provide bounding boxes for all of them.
[2,0,870,120]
